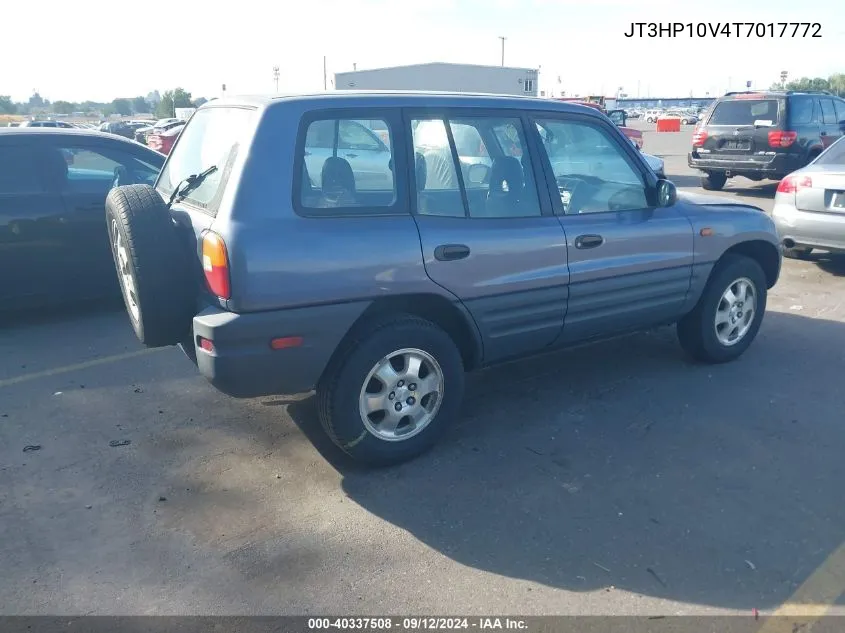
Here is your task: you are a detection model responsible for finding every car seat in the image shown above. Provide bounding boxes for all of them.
[319,157,356,207]
[485,156,524,217]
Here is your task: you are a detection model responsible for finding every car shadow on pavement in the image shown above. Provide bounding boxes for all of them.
[813,253,845,277]
[287,311,845,610]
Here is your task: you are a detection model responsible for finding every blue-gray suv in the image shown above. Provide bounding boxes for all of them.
[106,92,782,466]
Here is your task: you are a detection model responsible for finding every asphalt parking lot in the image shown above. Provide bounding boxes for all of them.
[2,124,845,617]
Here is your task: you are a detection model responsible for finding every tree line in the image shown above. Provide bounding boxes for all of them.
[768,74,845,96]
[0,88,207,119]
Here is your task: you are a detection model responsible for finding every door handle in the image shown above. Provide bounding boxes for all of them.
[575,234,604,249]
[345,153,358,159]
[434,244,471,261]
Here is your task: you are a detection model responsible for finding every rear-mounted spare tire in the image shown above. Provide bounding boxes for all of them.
[105,184,196,348]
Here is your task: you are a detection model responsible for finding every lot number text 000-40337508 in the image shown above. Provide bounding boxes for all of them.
[624,22,822,38]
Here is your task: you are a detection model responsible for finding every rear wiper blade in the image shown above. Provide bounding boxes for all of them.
[166,165,218,209]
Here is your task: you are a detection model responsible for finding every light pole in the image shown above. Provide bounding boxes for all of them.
[498,36,506,67]
[780,70,788,89]
[273,65,280,92]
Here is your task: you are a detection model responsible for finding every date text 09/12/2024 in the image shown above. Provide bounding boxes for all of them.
[624,22,822,38]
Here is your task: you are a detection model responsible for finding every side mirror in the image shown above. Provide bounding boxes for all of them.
[467,163,490,186]
[657,179,677,207]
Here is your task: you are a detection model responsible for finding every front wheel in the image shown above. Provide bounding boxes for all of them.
[317,315,465,466]
[677,254,768,364]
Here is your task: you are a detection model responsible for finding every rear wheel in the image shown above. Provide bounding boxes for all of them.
[317,315,464,466]
[105,185,196,347]
[677,254,767,364]
[701,171,727,191]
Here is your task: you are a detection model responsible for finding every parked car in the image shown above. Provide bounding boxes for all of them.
[772,135,845,259]
[0,128,165,310]
[643,109,663,123]
[666,110,698,125]
[18,120,75,128]
[98,120,138,139]
[146,124,184,155]
[105,93,781,466]
[134,118,183,144]
[689,90,845,191]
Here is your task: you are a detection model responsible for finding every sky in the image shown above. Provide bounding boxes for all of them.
[2,0,843,104]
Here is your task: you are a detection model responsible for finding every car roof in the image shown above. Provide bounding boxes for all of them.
[198,91,608,117]
[0,126,162,151]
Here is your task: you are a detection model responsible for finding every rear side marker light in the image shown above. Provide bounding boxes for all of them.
[270,336,304,350]
[198,337,215,353]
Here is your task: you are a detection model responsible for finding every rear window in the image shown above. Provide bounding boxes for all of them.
[157,106,256,213]
[709,99,780,126]
[814,137,845,166]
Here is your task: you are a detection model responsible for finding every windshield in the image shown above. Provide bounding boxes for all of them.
[814,137,845,166]
[157,106,256,212]
[709,99,780,126]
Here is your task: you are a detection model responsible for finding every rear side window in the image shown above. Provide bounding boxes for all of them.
[709,99,780,126]
[815,137,845,166]
[298,117,397,213]
[819,99,837,125]
[0,146,44,194]
[158,106,256,213]
[788,96,817,125]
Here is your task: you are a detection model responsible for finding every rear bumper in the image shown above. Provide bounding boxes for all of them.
[772,202,845,253]
[688,152,804,178]
[184,302,369,398]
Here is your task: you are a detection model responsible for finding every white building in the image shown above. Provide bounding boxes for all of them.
[334,62,539,97]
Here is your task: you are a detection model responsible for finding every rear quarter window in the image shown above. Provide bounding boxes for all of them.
[788,96,817,125]
[157,106,256,214]
[709,99,780,126]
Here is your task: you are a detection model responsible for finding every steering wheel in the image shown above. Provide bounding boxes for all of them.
[112,166,130,189]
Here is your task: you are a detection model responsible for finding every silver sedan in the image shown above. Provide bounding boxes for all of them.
[772,136,845,259]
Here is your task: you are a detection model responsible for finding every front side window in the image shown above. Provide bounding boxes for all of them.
[298,116,396,211]
[834,99,845,124]
[819,99,837,125]
[59,146,161,193]
[535,118,648,214]
[0,146,44,195]
[412,116,542,219]
[158,106,256,212]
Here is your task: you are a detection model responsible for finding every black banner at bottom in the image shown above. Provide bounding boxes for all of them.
[0,616,840,633]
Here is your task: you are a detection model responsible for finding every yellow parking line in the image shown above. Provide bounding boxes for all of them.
[0,348,163,389]
[758,541,845,631]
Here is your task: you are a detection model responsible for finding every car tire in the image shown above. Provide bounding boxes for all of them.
[105,184,196,348]
[317,314,465,466]
[677,254,768,364]
[783,246,813,260]
[681,119,689,125]
[701,171,727,191]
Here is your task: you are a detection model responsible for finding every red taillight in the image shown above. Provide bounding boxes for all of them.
[202,231,230,299]
[198,337,215,353]
[692,128,708,147]
[777,174,812,194]
[768,130,797,148]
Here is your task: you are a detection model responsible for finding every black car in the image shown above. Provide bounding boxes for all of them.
[0,128,165,310]
[689,90,845,190]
